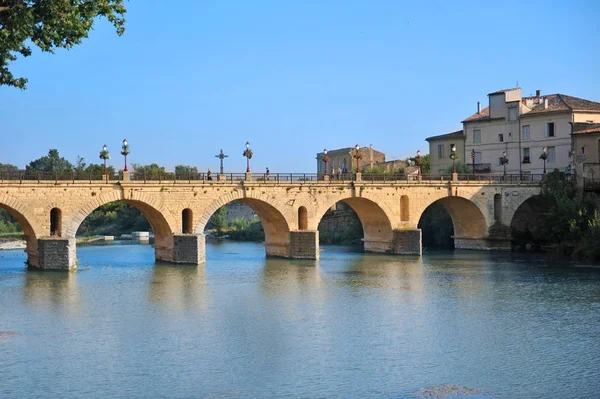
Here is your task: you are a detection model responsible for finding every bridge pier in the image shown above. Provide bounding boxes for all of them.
[172,234,206,264]
[391,229,422,255]
[34,237,77,271]
[289,230,319,260]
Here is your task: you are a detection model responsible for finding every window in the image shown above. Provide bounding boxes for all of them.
[437,144,444,159]
[581,146,585,155]
[497,157,503,166]
[522,148,530,163]
[473,130,481,144]
[498,134,504,142]
[508,108,517,121]
[546,122,555,137]
[298,207,308,230]
[494,194,502,221]
[522,125,530,141]
[400,196,409,222]
[475,152,482,164]
[547,146,555,163]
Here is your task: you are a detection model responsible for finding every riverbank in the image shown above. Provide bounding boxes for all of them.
[0,240,25,250]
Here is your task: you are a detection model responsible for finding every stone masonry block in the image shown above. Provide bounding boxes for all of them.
[290,230,319,260]
[37,237,76,270]
[392,229,421,256]
[172,234,206,264]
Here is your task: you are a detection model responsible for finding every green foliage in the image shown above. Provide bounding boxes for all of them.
[0,162,19,172]
[406,154,430,174]
[512,171,600,261]
[0,208,21,233]
[74,156,116,178]
[243,149,253,159]
[227,218,264,241]
[77,201,150,237]
[26,149,73,173]
[361,165,403,176]
[132,163,166,178]
[175,165,198,175]
[444,162,470,174]
[207,207,228,234]
[0,0,127,89]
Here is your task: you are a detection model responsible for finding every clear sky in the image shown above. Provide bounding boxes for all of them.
[1,0,599,173]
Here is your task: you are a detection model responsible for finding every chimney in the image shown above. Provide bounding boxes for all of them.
[544,98,548,109]
[536,90,541,98]
[477,101,481,114]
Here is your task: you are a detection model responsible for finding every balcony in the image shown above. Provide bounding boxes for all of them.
[473,163,491,173]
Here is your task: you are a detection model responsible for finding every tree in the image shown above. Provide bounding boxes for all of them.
[175,165,198,176]
[26,149,73,173]
[131,163,166,179]
[406,154,430,174]
[0,162,19,172]
[0,0,127,89]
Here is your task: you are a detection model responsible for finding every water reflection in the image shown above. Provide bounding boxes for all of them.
[23,270,80,310]
[148,263,208,311]
[261,258,324,297]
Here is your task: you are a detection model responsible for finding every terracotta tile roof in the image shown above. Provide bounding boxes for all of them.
[488,88,520,95]
[572,122,600,134]
[425,130,464,142]
[462,93,600,122]
[461,106,490,123]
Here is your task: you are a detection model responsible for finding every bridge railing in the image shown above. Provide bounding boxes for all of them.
[0,170,547,184]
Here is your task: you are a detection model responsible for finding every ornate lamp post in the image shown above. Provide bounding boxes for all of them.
[500,150,509,176]
[540,146,548,174]
[215,149,229,175]
[243,142,253,173]
[416,150,423,176]
[450,144,458,174]
[322,148,331,178]
[99,144,110,179]
[121,139,130,172]
[471,149,476,174]
[352,144,362,173]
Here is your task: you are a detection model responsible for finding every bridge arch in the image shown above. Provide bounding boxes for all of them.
[416,195,488,248]
[0,193,42,266]
[196,192,294,257]
[314,196,394,253]
[64,191,178,262]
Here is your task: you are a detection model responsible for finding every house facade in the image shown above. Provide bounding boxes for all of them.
[462,88,600,175]
[572,122,600,190]
[316,145,385,175]
[425,130,465,174]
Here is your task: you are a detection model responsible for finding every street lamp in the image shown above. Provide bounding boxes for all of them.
[121,139,130,172]
[322,148,331,177]
[99,144,110,177]
[471,149,476,174]
[243,141,253,173]
[416,150,423,176]
[351,144,362,173]
[540,146,548,174]
[450,144,458,174]
[500,150,509,176]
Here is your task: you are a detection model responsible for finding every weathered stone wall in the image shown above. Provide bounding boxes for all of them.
[392,229,422,255]
[172,234,206,264]
[37,237,76,270]
[290,230,319,259]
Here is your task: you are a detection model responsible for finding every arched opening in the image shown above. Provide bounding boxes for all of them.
[182,208,193,234]
[317,198,393,253]
[72,200,173,263]
[50,208,62,236]
[418,202,454,250]
[202,199,291,258]
[400,195,410,222]
[417,197,488,250]
[298,206,308,230]
[510,195,546,251]
[493,194,502,221]
[0,203,38,267]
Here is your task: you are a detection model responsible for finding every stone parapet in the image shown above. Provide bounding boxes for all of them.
[36,237,76,270]
[172,234,206,264]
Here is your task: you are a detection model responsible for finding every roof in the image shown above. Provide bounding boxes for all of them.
[572,122,600,135]
[425,130,464,142]
[488,88,520,95]
[462,93,600,123]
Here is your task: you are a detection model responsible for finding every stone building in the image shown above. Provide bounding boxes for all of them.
[316,145,385,175]
[425,130,465,175]
[572,122,600,189]
[462,88,600,175]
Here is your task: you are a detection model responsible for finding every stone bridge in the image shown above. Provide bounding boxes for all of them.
[0,176,541,270]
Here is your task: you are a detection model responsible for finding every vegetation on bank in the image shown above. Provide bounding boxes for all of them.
[512,171,600,261]
[206,208,265,241]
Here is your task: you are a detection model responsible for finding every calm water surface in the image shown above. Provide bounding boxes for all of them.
[1,242,599,399]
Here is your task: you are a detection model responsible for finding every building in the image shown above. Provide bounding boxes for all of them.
[316,145,385,175]
[425,130,465,174]
[572,122,600,190]
[462,88,600,175]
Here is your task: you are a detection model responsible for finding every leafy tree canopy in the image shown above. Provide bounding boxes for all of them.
[406,154,430,174]
[0,162,19,171]
[0,0,127,89]
[26,149,73,172]
[175,165,198,175]
[132,163,166,178]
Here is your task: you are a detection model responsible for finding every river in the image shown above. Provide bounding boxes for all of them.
[1,242,599,398]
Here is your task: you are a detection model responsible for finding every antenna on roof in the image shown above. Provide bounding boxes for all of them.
[516,80,519,88]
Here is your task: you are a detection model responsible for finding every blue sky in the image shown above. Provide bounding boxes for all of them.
[2,0,599,172]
